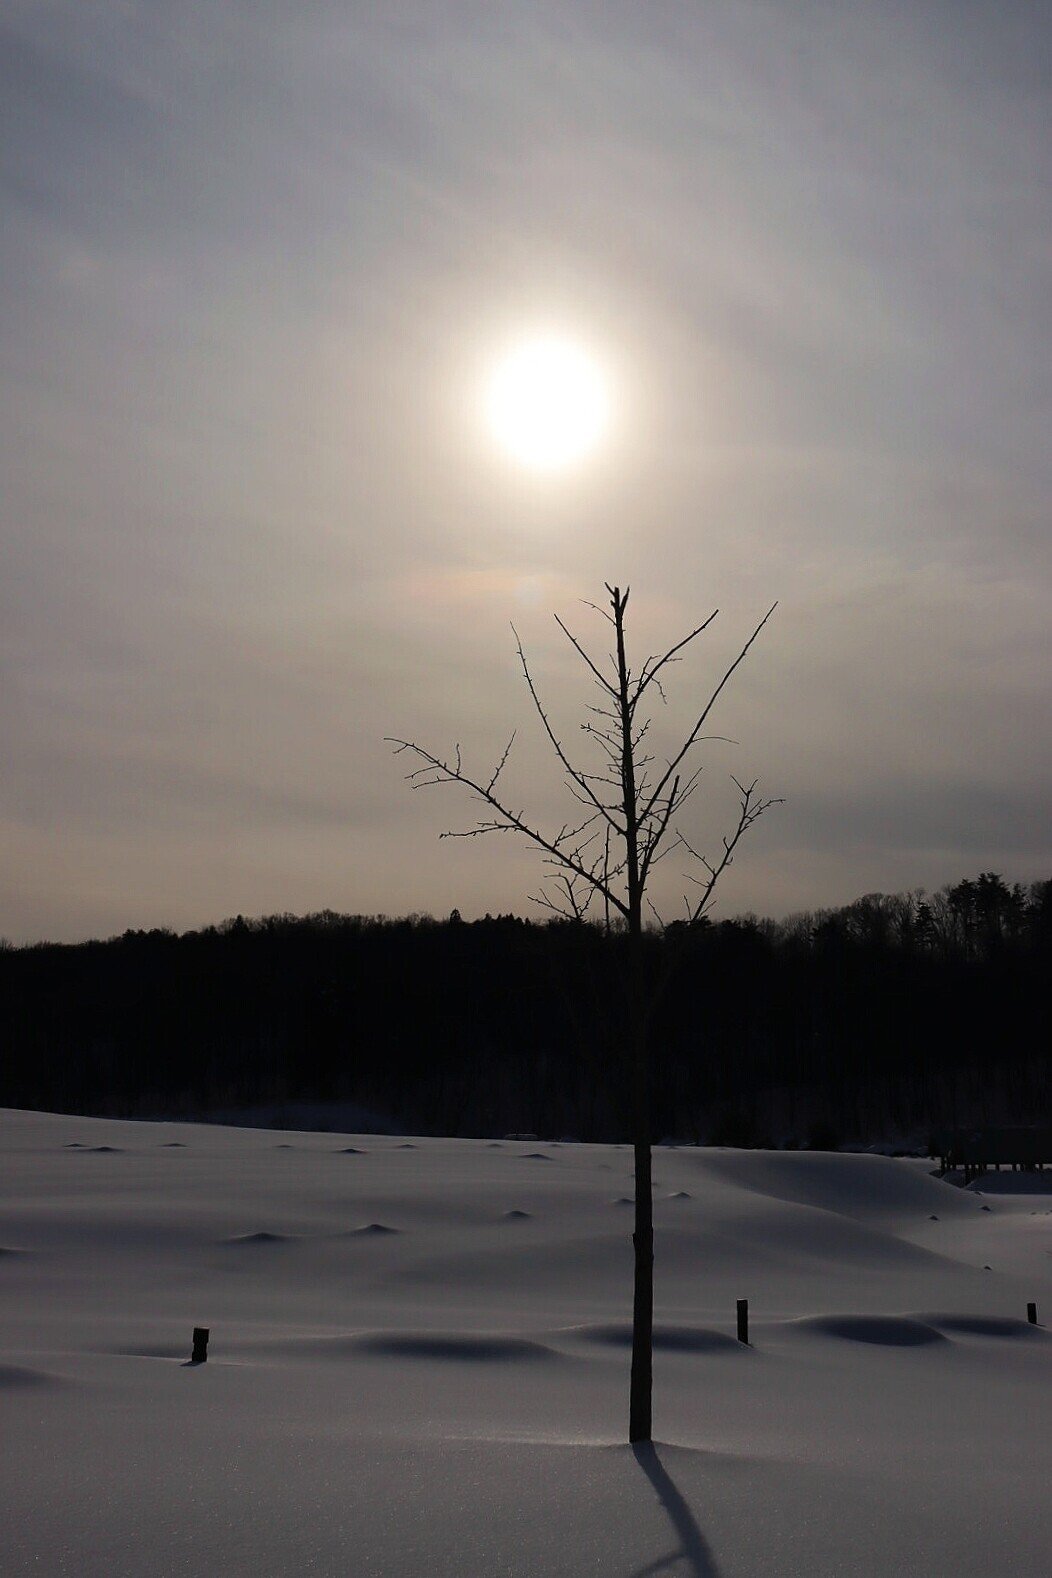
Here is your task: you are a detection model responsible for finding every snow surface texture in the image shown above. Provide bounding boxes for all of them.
[2,1108,1050,1576]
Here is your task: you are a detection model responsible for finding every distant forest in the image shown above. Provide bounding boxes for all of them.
[2,873,1048,1146]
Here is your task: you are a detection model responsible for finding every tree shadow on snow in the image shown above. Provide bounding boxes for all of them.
[630,1444,721,1578]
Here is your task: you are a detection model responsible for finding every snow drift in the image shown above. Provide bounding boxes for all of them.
[2,1108,1050,1576]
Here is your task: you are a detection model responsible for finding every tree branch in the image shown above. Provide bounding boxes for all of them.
[677,778,783,925]
[640,603,777,824]
[633,609,719,711]
[387,738,630,918]
[512,626,626,837]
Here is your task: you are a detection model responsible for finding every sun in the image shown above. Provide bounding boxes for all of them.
[484,335,610,472]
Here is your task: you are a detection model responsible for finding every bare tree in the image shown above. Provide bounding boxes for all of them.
[389,584,778,1443]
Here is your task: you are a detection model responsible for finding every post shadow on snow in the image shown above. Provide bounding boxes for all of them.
[630,1444,722,1578]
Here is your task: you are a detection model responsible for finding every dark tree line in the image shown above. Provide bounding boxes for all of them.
[1,873,1047,1144]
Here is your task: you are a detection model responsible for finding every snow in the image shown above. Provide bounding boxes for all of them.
[2,1108,1050,1576]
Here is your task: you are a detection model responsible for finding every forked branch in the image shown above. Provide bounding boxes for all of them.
[677,777,783,924]
[639,603,777,826]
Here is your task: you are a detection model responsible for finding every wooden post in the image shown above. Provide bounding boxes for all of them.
[737,1298,749,1345]
[191,1327,209,1363]
[1027,1302,1038,1326]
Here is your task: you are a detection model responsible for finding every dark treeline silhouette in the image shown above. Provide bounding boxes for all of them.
[1,873,1048,1144]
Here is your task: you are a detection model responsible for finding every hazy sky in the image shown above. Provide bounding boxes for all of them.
[3,1,1050,942]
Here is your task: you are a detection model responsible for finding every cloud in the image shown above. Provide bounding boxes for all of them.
[1,1,1049,937]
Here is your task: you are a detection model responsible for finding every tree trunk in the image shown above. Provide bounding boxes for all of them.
[629,1008,654,1441]
[612,586,654,1444]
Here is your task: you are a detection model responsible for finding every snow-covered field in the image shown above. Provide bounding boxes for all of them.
[2,1108,1050,1576]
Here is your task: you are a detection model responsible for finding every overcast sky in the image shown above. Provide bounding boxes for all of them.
[2,1,1049,942]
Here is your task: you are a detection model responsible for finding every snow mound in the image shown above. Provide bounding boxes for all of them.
[0,1364,66,1389]
[353,1333,556,1363]
[578,1324,741,1354]
[223,1231,291,1246]
[923,1314,1047,1340]
[793,1314,946,1346]
[695,1149,974,1224]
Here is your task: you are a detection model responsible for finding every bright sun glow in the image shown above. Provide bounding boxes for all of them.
[484,335,610,472]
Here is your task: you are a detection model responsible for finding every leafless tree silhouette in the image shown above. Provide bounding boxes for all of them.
[389,584,778,1442]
